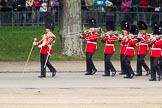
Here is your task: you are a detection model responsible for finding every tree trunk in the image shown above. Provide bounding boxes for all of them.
[59,0,84,56]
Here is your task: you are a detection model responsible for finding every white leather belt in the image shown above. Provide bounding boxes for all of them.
[139,43,148,46]
[87,41,97,44]
[126,47,134,49]
[121,44,127,46]
[151,48,161,50]
[105,44,114,46]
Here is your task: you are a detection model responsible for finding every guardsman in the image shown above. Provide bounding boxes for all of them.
[33,18,56,78]
[80,18,99,75]
[123,25,138,79]
[149,26,162,81]
[80,19,99,75]
[136,21,150,76]
[88,18,98,28]
[158,22,162,78]
[118,21,130,75]
[101,21,117,77]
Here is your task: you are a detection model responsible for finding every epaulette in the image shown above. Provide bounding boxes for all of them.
[48,32,56,39]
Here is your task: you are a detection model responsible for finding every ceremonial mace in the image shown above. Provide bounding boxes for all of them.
[44,41,55,68]
[22,38,37,73]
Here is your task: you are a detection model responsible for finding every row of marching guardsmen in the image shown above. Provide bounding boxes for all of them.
[79,18,162,81]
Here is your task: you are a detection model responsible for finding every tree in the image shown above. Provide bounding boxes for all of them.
[59,0,84,56]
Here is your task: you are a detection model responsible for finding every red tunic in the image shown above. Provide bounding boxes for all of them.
[101,34,116,54]
[137,32,149,55]
[150,38,162,58]
[119,37,129,55]
[37,32,56,55]
[119,32,130,55]
[124,38,138,57]
[80,32,98,53]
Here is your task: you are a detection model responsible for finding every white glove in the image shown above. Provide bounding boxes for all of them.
[33,42,37,46]
[153,37,156,41]
[38,44,43,48]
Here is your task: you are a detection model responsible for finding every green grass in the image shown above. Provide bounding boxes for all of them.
[0,26,151,61]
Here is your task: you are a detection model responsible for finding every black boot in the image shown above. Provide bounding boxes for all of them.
[149,78,156,81]
[102,74,110,77]
[91,69,97,75]
[85,72,92,75]
[146,70,151,76]
[157,75,162,81]
[119,72,126,75]
[52,71,56,77]
[111,71,116,77]
[124,75,130,78]
[38,75,46,78]
[102,71,110,77]
[135,73,142,76]
[129,73,135,79]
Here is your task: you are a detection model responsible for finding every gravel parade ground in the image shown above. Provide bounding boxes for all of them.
[0,61,162,108]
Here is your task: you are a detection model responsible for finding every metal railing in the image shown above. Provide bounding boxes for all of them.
[0,6,162,26]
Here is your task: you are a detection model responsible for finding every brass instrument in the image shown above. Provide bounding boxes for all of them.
[147,33,155,43]
[63,26,102,37]
[83,25,102,35]
[118,30,140,40]
[117,33,124,40]
[82,25,90,34]
[99,29,120,38]
[99,30,107,38]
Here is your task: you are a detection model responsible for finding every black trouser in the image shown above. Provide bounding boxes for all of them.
[150,57,161,80]
[104,54,116,75]
[40,54,56,76]
[86,52,97,73]
[120,54,127,74]
[124,56,134,76]
[136,55,150,75]
[159,56,162,75]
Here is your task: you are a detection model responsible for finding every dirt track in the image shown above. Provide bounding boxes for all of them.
[0,61,162,108]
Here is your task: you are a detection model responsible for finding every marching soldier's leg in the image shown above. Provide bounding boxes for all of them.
[156,65,161,81]
[124,56,134,79]
[136,55,142,76]
[159,56,162,71]
[86,53,90,72]
[149,57,157,81]
[85,52,93,75]
[88,53,97,75]
[158,56,162,78]
[119,54,126,75]
[119,54,123,74]
[140,55,150,76]
[123,56,129,78]
[123,55,128,75]
[152,58,159,80]
[39,54,46,78]
[103,54,110,76]
[86,53,91,74]
[106,54,116,76]
[153,58,161,81]
[46,56,56,77]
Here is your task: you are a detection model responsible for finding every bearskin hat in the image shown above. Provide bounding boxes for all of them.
[159,21,162,27]
[106,21,115,31]
[130,25,139,35]
[89,18,98,28]
[120,21,130,31]
[159,26,162,35]
[151,22,158,31]
[45,17,55,31]
[137,21,147,30]
[153,26,162,35]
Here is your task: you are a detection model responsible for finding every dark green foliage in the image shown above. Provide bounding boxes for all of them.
[0,26,151,61]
